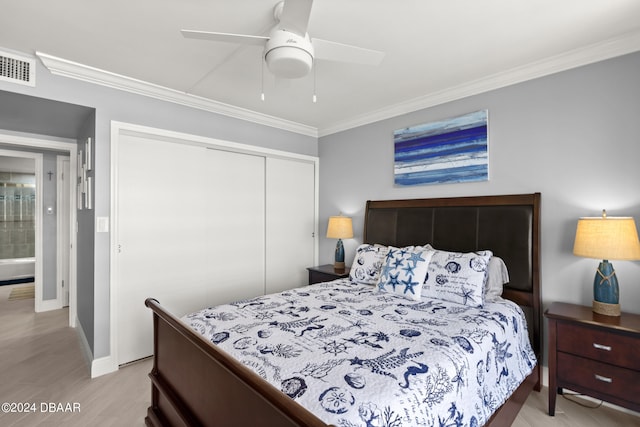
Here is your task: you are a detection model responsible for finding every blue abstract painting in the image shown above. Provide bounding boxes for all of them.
[394,110,488,186]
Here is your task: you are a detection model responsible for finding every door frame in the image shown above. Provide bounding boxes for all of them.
[57,155,71,307]
[0,132,78,325]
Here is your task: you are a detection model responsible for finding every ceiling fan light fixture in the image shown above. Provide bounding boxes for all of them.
[264,29,313,78]
[181,0,384,82]
[265,46,313,78]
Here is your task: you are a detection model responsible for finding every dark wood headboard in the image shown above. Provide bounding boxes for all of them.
[363,193,541,362]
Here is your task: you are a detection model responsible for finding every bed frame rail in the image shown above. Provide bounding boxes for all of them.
[145,298,332,427]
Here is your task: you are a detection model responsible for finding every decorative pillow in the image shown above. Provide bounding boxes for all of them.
[377,246,434,301]
[349,244,389,285]
[484,256,509,302]
[422,249,493,307]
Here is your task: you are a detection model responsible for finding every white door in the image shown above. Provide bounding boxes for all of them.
[116,134,265,365]
[203,148,265,305]
[265,157,315,293]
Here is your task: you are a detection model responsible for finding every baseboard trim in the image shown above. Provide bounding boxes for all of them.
[75,317,118,378]
[75,317,93,372]
[91,355,118,378]
[39,298,61,312]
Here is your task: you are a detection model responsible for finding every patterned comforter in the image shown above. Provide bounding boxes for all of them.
[182,278,536,427]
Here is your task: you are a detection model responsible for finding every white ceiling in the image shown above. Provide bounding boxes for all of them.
[2,0,640,136]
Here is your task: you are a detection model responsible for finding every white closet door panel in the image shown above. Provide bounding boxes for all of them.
[204,148,265,304]
[117,134,210,364]
[265,157,315,293]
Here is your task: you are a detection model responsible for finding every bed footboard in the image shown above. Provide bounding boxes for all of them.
[144,298,332,427]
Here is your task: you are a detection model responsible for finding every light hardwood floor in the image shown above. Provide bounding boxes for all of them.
[1,283,639,426]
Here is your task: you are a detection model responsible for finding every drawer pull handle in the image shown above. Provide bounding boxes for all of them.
[595,374,612,383]
[593,343,611,351]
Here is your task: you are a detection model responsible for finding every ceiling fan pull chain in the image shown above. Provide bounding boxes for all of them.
[261,57,265,101]
[312,60,317,103]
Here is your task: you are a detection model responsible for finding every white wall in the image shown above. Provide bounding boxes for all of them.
[318,51,640,334]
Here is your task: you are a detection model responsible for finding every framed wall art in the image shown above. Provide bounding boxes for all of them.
[394,110,488,186]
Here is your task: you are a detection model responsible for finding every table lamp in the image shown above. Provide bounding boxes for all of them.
[573,210,640,316]
[326,215,353,271]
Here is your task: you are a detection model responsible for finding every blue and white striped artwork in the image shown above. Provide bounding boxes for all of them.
[394,110,488,186]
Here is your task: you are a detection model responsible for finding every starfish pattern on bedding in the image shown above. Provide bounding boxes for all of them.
[402,263,416,276]
[452,285,478,306]
[402,277,419,295]
[379,262,394,281]
[384,272,401,291]
[407,250,426,267]
[392,257,405,269]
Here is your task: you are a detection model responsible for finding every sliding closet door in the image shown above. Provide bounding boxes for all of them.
[116,135,264,365]
[204,148,265,304]
[116,134,208,364]
[265,157,315,293]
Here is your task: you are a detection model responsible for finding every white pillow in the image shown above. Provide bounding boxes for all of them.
[484,256,509,301]
[422,249,493,307]
[377,246,434,301]
[349,244,389,285]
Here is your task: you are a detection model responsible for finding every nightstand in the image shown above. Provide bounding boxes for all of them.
[545,302,640,416]
[307,264,350,285]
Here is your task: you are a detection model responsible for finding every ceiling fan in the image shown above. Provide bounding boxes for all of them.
[181,0,385,79]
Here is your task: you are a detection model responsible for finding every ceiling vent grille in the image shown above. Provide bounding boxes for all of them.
[0,51,36,87]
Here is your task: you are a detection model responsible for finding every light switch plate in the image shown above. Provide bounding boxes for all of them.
[97,217,109,233]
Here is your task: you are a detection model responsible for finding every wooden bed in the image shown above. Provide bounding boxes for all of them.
[145,192,541,427]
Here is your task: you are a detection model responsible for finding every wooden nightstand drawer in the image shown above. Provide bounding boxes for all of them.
[307,265,350,285]
[557,352,640,402]
[557,322,639,370]
[545,302,640,416]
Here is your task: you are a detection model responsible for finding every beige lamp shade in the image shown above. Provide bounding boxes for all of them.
[573,214,640,261]
[326,216,353,239]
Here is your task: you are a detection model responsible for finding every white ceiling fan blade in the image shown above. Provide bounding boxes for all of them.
[181,30,268,46]
[279,0,314,36]
[312,38,385,66]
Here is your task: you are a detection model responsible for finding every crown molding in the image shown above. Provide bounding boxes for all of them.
[34,28,640,140]
[35,52,318,138]
[317,29,640,137]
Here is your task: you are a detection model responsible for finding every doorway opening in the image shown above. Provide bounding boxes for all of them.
[0,135,77,326]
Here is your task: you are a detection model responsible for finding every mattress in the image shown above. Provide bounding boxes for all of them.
[182,278,536,426]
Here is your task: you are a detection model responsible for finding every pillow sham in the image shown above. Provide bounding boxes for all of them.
[377,246,434,301]
[422,249,492,307]
[484,256,509,301]
[349,244,389,285]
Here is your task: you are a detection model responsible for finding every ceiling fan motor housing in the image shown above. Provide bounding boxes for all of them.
[264,29,314,78]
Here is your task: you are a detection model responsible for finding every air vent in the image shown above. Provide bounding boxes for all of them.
[0,51,36,87]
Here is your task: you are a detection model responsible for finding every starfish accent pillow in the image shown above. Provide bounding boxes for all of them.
[377,246,434,301]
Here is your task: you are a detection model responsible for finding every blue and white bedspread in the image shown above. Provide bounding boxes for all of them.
[182,279,536,427]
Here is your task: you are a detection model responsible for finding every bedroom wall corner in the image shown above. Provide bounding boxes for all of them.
[318,51,640,362]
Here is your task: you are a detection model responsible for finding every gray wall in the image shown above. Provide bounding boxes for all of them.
[319,50,640,333]
[77,112,96,351]
[0,54,317,360]
[42,152,57,299]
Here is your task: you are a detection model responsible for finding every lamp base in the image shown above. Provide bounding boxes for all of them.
[592,300,621,317]
[333,261,346,272]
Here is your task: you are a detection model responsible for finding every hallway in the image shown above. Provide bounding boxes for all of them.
[0,283,151,426]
